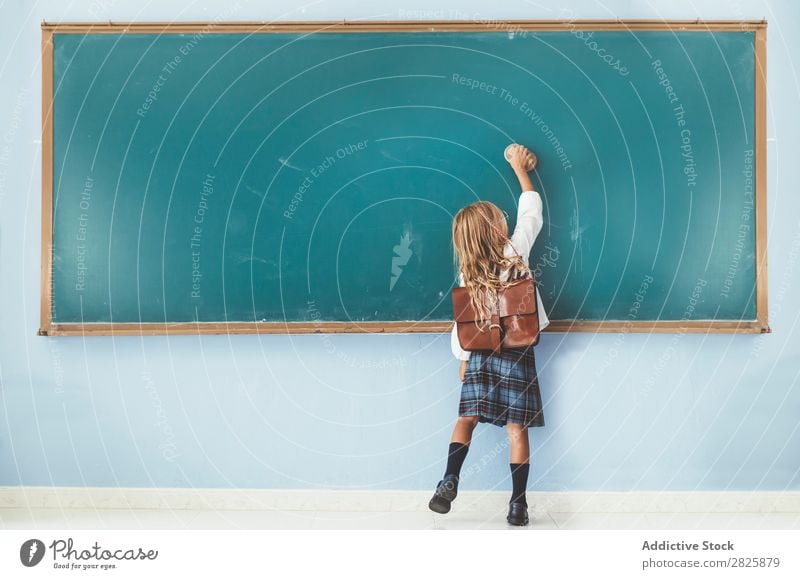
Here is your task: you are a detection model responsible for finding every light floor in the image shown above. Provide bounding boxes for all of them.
[2,509,799,530]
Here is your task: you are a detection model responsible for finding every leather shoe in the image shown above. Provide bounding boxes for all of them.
[428,474,459,514]
[507,501,529,526]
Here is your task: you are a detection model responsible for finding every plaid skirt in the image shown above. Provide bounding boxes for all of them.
[459,346,545,428]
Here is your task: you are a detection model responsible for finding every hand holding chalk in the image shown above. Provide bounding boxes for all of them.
[504,144,537,173]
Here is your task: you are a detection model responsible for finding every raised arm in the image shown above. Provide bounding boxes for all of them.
[506,146,544,258]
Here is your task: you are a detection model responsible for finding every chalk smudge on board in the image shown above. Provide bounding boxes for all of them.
[379,149,403,164]
[245,185,265,198]
[278,157,302,171]
[570,208,588,273]
[232,252,268,266]
[390,228,413,291]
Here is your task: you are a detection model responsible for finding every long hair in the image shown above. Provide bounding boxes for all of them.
[452,201,530,325]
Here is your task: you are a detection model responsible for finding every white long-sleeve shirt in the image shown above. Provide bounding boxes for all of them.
[450,190,550,361]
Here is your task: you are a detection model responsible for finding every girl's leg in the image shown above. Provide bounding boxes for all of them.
[451,415,479,444]
[506,422,530,464]
[444,416,479,478]
[506,423,530,506]
[430,417,479,513]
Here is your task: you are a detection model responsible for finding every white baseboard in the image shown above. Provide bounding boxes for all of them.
[1,487,798,514]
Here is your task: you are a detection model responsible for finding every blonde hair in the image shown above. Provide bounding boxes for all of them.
[452,201,530,325]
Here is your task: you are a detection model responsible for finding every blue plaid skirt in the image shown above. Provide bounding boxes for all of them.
[459,346,545,428]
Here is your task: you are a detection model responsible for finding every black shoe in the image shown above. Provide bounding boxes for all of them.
[507,501,529,526]
[428,474,459,514]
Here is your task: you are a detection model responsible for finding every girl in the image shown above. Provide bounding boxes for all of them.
[429,144,550,526]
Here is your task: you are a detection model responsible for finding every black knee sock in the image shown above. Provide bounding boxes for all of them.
[444,442,469,478]
[510,463,530,505]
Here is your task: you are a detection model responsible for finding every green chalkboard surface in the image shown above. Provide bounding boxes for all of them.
[47,25,763,331]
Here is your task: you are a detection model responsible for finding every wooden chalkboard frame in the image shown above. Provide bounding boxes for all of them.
[39,19,768,336]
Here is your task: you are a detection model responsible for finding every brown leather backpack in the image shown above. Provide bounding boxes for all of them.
[452,270,540,353]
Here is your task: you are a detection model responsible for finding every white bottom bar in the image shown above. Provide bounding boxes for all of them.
[2,529,799,579]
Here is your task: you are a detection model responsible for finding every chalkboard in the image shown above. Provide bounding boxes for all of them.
[40,21,768,335]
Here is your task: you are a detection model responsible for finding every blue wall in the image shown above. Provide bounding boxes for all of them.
[1,0,798,493]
